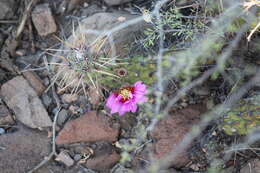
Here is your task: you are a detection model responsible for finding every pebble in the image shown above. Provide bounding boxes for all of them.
[42,94,52,108]
[61,94,78,104]
[73,154,82,162]
[56,151,74,167]
[0,128,5,135]
[57,109,69,126]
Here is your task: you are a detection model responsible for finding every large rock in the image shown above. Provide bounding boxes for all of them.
[56,111,120,144]
[151,104,207,168]
[32,3,57,36]
[104,0,133,6]
[0,125,50,173]
[22,71,46,96]
[0,0,16,19]
[66,12,146,57]
[0,76,52,128]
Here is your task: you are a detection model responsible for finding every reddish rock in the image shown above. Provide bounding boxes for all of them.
[85,151,120,171]
[151,104,207,168]
[32,3,57,36]
[61,94,78,104]
[56,111,120,145]
[22,71,46,96]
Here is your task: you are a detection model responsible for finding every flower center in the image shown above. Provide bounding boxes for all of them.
[119,89,131,99]
[117,87,135,103]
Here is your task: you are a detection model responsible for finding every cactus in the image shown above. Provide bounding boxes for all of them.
[98,56,157,89]
[221,93,260,135]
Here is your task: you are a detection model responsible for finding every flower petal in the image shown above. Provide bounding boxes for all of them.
[134,81,146,92]
[110,100,122,114]
[118,104,130,115]
[106,93,117,108]
[130,103,138,113]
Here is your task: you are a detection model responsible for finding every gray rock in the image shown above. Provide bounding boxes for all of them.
[73,154,82,162]
[0,0,16,19]
[56,151,74,167]
[0,125,50,173]
[42,93,52,108]
[0,76,52,128]
[57,109,69,126]
[71,12,146,57]
[104,0,133,6]
[111,164,133,173]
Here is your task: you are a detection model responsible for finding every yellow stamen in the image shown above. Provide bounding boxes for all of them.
[119,89,131,99]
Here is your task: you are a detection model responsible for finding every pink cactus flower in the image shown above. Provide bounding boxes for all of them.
[106,81,147,116]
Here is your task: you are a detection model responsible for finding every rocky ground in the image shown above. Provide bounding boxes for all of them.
[0,0,259,173]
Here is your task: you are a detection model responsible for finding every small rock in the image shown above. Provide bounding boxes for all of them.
[73,154,82,162]
[69,105,80,114]
[0,0,16,19]
[85,151,120,171]
[0,33,4,47]
[158,169,180,173]
[240,159,260,173]
[0,128,5,134]
[22,71,46,96]
[43,78,50,86]
[32,3,57,36]
[0,76,52,128]
[88,87,102,105]
[56,151,74,167]
[62,94,78,103]
[56,111,120,144]
[111,164,132,173]
[104,0,132,6]
[57,109,69,126]
[0,103,14,125]
[42,93,52,108]
[0,125,50,173]
[151,104,207,168]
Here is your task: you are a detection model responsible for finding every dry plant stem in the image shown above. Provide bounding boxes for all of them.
[0,20,18,24]
[16,0,38,39]
[247,22,260,41]
[154,0,169,117]
[27,86,61,173]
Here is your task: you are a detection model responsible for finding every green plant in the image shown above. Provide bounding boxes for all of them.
[221,93,260,135]
[141,7,205,52]
[98,56,157,89]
